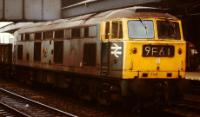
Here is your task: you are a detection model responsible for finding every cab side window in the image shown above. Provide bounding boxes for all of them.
[105,22,110,39]
[112,21,123,39]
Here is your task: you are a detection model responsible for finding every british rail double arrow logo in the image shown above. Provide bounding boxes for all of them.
[111,43,122,58]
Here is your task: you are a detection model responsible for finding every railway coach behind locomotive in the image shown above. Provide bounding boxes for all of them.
[14,7,186,107]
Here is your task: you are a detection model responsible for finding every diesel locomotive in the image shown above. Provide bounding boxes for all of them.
[12,6,186,107]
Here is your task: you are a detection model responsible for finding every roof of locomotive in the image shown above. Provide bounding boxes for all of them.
[17,6,178,33]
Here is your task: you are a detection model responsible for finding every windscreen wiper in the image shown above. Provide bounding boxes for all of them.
[139,18,148,38]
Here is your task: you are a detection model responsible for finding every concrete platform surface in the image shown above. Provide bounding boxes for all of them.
[186,72,200,81]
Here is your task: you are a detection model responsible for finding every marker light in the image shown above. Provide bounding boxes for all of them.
[178,48,182,55]
[132,48,137,54]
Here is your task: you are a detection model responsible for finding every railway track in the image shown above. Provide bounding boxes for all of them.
[0,88,78,117]
[189,80,200,95]
[163,80,200,117]
[164,94,200,117]
[0,102,30,117]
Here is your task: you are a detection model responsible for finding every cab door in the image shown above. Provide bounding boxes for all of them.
[101,21,111,76]
[100,21,124,78]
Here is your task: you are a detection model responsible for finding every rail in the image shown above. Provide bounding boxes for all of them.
[0,88,78,117]
[164,94,200,117]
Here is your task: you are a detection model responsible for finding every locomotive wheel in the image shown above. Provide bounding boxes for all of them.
[97,89,111,106]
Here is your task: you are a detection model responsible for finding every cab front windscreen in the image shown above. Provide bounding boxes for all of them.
[128,20,154,39]
[157,21,181,40]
